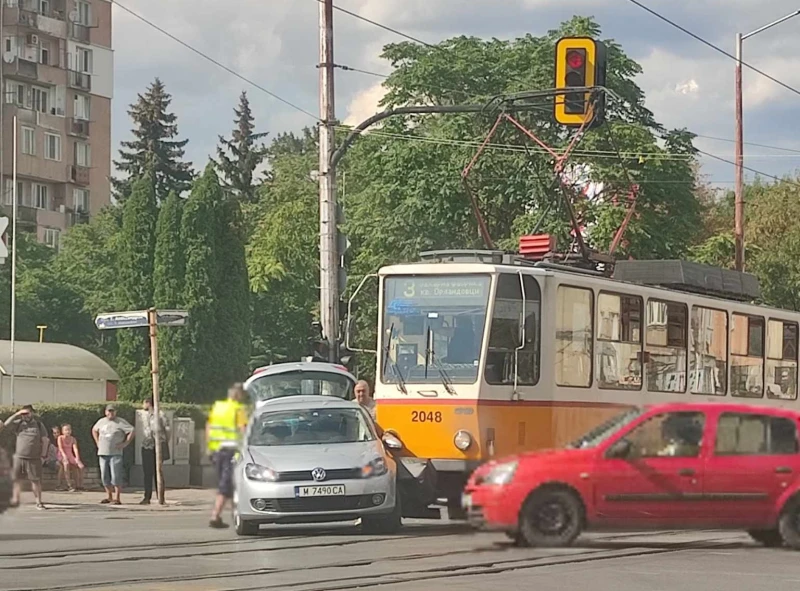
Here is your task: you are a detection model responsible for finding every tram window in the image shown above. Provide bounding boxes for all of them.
[689,307,727,396]
[646,300,687,393]
[731,314,764,398]
[484,274,540,386]
[555,285,593,388]
[596,292,642,390]
[766,320,798,400]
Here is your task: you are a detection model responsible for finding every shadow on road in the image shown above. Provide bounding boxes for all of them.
[0,533,100,541]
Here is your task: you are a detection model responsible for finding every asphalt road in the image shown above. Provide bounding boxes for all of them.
[1,498,799,591]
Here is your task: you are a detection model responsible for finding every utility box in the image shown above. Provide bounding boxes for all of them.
[172,418,194,465]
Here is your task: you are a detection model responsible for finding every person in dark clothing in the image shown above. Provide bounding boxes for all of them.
[140,397,170,505]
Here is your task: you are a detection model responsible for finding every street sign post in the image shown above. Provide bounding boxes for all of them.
[0,216,9,264]
[94,307,189,505]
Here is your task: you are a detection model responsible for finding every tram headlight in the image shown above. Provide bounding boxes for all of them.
[453,430,473,451]
[484,460,518,486]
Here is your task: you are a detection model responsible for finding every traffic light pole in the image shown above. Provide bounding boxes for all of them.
[319,0,339,363]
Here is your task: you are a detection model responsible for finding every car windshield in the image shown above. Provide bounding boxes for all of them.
[246,370,354,403]
[249,407,375,447]
[568,407,644,449]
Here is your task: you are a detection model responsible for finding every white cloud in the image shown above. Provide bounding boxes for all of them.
[343,82,387,126]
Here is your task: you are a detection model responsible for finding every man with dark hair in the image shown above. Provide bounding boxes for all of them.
[0,405,49,509]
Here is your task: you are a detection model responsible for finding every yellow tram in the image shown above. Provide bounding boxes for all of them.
[372,250,799,515]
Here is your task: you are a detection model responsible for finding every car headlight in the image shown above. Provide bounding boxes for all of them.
[484,460,518,485]
[453,430,472,451]
[361,457,388,478]
[245,463,277,482]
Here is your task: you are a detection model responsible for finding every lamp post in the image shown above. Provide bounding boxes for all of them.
[734,9,800,271]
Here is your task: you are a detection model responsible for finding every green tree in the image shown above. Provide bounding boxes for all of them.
[215,91,268,204]
[153,191,186,401]
[116,174,158,400]
[181,164,223,401]
[112,78,194,202]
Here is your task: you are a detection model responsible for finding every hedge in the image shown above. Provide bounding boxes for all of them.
[0,402,210,470]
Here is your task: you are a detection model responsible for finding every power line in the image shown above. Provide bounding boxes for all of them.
[696,134,800,155]
[625,0,800,99]
[696,148,800,186]
[316,0,434,47]
[111,0,319,121]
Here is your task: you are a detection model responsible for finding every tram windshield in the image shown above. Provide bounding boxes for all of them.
[382,274,491,384]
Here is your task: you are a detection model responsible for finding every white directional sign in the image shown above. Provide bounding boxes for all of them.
[95,310,150,330]
[0,216,9,261]
[156,310,189,327]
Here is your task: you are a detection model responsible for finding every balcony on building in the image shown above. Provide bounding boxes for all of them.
[6,56,39,81]
[68,22,90,44]
[70,164,90,186]
[0,204,38,230]
[68,118,90,138]
[68,70,91,92]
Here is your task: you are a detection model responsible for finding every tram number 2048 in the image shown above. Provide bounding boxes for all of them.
[411,410,442,423]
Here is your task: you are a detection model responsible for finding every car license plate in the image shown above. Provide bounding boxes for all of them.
[461,493,472,509]
[295,485,346,497]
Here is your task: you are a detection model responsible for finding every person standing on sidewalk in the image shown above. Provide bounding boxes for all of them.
[140,396,170,505]
[92,405,134,505]
[1,405,48,510]
[206,383,249,529]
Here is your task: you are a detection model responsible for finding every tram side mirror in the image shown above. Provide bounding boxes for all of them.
[382,433,403,450]
[606,439,632,460]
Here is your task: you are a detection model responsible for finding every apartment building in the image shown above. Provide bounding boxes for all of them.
[0,0,112,249]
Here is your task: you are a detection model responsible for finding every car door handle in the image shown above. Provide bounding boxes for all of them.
[775,466,793,474]
[678,468,695,477]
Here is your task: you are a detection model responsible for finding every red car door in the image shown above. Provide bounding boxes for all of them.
[703,411,800,526]
[593,410,708,526]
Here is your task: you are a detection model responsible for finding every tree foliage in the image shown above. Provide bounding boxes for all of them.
[112,78,194,201]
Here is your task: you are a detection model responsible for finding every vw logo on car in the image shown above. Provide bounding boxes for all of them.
[311,467,326,482]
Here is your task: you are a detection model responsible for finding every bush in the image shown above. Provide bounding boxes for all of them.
[0,402,209,469]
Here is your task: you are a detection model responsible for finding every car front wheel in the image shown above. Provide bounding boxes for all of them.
[779,500,800,550]
[518,488,583,548]
[748,529,784,547]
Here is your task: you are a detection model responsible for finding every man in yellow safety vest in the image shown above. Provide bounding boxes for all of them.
[206,382,249,529]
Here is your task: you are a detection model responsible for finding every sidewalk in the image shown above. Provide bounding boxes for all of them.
[15,487,213,513]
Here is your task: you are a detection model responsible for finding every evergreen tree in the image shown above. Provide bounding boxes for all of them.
[215,91,268,203]
[214,197,251,387]
[153,191,186,401]
[113,78,194,202]
[181,164,223,401]
[116,174,157,401]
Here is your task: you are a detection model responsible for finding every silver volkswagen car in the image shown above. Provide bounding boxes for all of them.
[232,395,401,536]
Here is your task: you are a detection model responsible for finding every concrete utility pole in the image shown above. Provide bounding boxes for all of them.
[319,0,339,362]
[734,9,800,271]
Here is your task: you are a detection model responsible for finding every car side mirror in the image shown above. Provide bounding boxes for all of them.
[607,438,632,459]
[382,433,403,451]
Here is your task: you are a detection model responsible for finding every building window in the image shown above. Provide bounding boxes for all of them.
[75,46,92,73]
[39,40,50,66]
[31,85,49,113]
[32,183,48,210]
[21,126,35,155]
[731,314,764,398]
[44,133,61,161]
[73,188,89,212]
[44,227,60,250]
[555,285,593,387]
[485,274,541,386]
[596,292,643,390]
[74,93,90,120]
[690,307,728,396]
[646,300,688,393]
[766,320,798,400]
[3,179,22,206]
[76,0,91,25]
[74,141,91,167]
[6,81,23,106]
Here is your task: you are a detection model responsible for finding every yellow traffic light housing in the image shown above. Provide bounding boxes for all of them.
[554,37,607,127]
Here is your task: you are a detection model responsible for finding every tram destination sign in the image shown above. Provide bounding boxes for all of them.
[388,275,490,309]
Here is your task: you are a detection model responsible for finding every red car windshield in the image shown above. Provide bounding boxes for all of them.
[568,407,644,449]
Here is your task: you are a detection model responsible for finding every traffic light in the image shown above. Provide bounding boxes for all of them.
[554,37,607,127]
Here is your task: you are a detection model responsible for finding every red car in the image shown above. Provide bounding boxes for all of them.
[463,403,800,549]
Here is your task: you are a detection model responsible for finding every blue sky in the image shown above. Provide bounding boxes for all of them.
[112,0,800,189]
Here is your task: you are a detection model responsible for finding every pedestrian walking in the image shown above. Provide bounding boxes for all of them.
[92,404,134,505]
[206,383,249,529]
[140,396,170,505]
[0,405,49,509]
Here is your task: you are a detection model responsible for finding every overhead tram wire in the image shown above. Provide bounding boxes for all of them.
[626,0,800,99]
[695,134,800,155]
[315,0,434,47]
[111,0,319,121]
